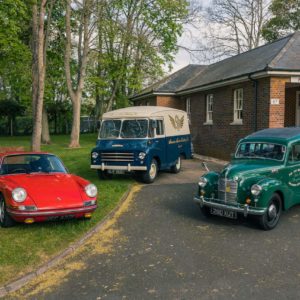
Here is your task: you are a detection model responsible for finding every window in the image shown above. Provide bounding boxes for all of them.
[288,144,300,163]
[233,88,243,123]
[206,94,213,124]
[156,120,164,136]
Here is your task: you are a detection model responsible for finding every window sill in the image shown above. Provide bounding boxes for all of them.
[203,122,213,125]
[230,121,243,126]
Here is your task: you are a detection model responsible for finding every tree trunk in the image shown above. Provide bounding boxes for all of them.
[69,94,81,148]
[41,106,51,144]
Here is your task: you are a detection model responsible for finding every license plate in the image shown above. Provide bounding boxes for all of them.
[210,207,237,219]
[107,170,125,174]
[47,215,75,221]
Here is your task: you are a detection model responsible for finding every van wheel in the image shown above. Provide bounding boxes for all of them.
[0,194,15,228]
[258,193,282,230]
[97,170,113,180]
[142,159,158,184]
[170,156,181,173]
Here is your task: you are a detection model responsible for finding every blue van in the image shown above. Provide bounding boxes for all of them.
[91,106,192,183]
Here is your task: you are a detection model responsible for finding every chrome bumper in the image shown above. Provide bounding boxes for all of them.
[91,164,147,171]
[194,195,267,217]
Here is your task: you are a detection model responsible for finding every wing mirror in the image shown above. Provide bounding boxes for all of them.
[96,120,101,130]
[151,120,157,128]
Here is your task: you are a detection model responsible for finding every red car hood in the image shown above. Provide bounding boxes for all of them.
[5,173,84,210]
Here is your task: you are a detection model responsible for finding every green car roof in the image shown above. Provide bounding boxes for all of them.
[242,128,300,144]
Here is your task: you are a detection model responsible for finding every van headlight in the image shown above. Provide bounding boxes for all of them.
[198,177,208,188]
[251,184,262,196]
[92,152,99,159]
[85,184,98,198]
[138,152,146,160]
[12,188,27,202]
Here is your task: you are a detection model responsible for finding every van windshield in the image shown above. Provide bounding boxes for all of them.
[99,119,149,139]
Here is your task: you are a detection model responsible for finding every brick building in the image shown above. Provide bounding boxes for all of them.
[130,32,300,160]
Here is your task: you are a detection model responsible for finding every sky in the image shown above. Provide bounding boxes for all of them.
[172,0,212,72]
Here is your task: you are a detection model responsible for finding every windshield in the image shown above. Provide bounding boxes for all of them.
[235,142,286,161]
[99,119,149,139]
[0,154,67,175]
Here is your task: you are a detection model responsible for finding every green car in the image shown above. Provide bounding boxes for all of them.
[194,128,300,230]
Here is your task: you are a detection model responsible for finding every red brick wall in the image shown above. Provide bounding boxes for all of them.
[156,96,185,110]
[135,97,157,106]
[269,77,290,128]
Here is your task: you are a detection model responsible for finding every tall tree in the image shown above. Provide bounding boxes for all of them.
[194,0,271,62]
[262,0,300,42]
[65,0,94,148]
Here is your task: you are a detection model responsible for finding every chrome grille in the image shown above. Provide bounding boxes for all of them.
[100,152,134,162]
[218,178,238,202]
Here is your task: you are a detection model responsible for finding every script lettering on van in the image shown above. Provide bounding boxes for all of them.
[168,137,189,145]
[169,115,184,130]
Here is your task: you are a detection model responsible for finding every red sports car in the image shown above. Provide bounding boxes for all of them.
[0,151,98,227]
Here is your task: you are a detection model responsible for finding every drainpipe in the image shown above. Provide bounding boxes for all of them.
[249,73,258,132]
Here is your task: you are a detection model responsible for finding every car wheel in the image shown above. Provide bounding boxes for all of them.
[170,156,181,174]
[259,193,282,230]
[97,170,113,180]
[0,194,15,228]
[142,159,158,184]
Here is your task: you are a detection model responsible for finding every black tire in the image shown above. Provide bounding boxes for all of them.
[170,156,181,174]
[258,193,282,230]
[0,194,15,228]
[97,170,113,180]
[198,204,211,218]
[142,159,158,184]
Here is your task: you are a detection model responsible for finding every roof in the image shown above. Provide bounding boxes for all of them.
[131,32,300,100]
[102,106,185,119]
[245,128,300,142]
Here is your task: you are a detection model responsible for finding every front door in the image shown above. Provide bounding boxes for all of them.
[295,91,300,126]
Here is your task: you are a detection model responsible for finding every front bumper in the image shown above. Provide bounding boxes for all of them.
[91,164,147,171]
[194,195,267,217]
[7,205,97,222]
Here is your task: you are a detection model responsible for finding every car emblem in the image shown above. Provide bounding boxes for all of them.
[57,197,62,201]
[112,144,123,147]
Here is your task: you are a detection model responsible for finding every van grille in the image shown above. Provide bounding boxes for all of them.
[218,178,238,202]
[100,152,134,162]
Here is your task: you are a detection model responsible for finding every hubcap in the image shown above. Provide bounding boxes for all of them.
[176,157,181,169]
[0,200,4,223]
[268,203,277,220]
[149,163,157,179]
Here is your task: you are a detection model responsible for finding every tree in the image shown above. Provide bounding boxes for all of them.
[262,0,300,42]
[65,0,94,148]
[194,0,271,62]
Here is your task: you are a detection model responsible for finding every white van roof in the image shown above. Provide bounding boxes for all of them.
[102,106,186,119]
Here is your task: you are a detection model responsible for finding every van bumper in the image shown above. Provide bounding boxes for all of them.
[194,195,267,217]
[91,164,147,172]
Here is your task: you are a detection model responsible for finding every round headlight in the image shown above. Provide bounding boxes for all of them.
[138,152,146,160]
[92,152,99,159]
[251,184,262,196]
[12,188,27,203]
[198,177,208,188]
[85,184,98,198]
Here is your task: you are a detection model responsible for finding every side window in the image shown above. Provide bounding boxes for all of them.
[156,120,164,136]
[288,144,300,163]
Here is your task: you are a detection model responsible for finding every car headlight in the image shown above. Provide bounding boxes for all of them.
[138,152,146,160]
[251,184,262,196]
[12,188,27,203]
[85,184,98,198]
[92,152,99,159]
[198,177,208,188]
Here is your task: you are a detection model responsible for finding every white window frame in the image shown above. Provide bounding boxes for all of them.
[204,94,213,124]
[231,88,243,125]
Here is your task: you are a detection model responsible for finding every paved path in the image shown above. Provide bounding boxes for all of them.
[10,159,300,299]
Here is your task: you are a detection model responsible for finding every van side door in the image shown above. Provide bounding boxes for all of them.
[153,119,167,169]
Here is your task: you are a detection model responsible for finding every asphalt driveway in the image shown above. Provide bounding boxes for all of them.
[10,159,300,299]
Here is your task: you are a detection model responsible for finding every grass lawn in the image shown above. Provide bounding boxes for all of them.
[0,134,133,286]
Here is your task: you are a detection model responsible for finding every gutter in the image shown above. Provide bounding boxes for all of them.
[248,73,259,132]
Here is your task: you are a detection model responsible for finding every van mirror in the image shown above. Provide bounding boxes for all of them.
[151,120,157,128]
[96,120,101,130]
